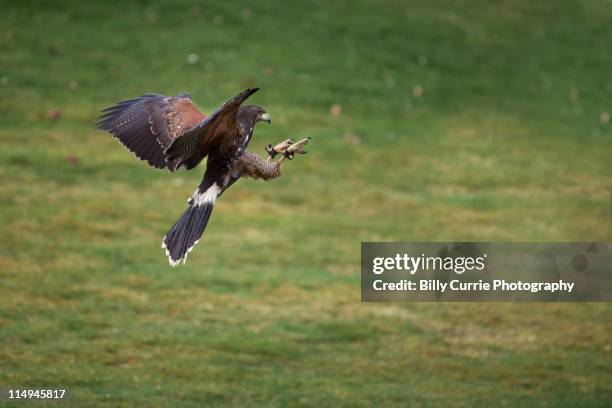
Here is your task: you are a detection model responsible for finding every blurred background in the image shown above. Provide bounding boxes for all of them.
[1,0,611,406]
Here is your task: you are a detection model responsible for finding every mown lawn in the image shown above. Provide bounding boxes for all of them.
[1,0,611,406]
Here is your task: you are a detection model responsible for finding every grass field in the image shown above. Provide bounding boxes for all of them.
[1,0,611,406]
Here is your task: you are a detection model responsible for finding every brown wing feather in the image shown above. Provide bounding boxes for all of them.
[97,93,206,170]
[98,88,256,172]
[97,94,168,168]
[151,96,206,149]
[164,88,259,171]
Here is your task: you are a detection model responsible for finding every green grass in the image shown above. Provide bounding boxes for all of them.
[1,0,611,406]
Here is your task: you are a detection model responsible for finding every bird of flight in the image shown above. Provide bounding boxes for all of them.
[97,88,310,266]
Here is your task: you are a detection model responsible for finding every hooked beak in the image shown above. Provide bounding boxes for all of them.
[260,112,271,123]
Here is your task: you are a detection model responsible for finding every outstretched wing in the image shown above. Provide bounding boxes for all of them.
[164,87,259,171]
[97,93,206,169]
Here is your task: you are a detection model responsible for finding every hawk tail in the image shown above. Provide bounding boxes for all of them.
[162,183,221,266]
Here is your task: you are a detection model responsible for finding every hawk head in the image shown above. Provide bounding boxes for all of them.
[238,105,271,128]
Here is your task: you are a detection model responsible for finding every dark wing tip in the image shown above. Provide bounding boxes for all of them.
[228,87,259,106]
[244,87,259,96]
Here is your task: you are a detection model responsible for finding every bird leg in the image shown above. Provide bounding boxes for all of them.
[238,137,312,182]
[266,137,311,162]
[282,137,311,161]
[265,138,294,162]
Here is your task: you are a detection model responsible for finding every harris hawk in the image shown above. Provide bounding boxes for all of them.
[97,88,310,266]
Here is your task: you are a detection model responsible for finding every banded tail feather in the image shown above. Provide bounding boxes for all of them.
[162,183,221,266]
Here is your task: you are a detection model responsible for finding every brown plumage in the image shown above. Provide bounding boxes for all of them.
[96,88,258,171]
[97,88,309,266]
[237,151,282,180]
